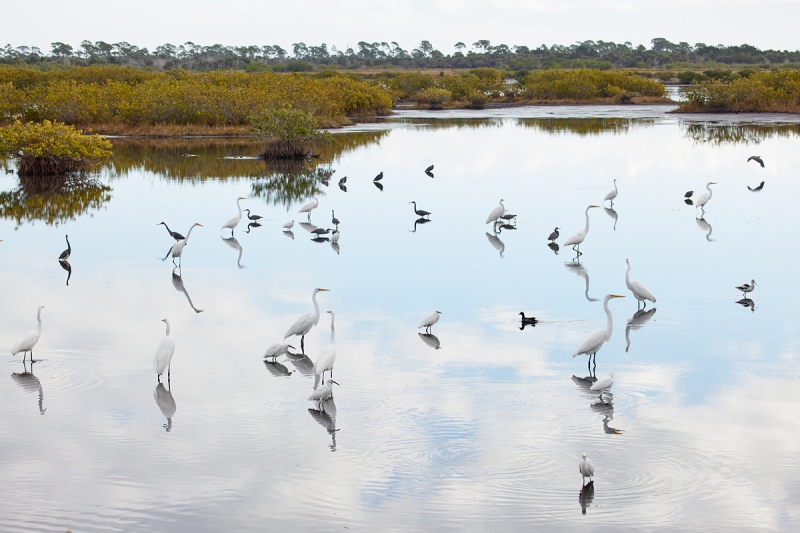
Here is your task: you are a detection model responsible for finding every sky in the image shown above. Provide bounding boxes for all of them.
[6,0,800,53]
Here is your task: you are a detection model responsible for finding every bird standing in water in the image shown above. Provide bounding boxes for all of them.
[58,235,71,261]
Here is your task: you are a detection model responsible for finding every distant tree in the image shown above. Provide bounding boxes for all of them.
[455,42,466,53]
[50,42,73,58]
[473,40,491,53]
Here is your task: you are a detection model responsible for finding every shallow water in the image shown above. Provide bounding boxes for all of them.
[2,107,800,532]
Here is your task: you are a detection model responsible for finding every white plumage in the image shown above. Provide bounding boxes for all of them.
[298,196,320,219]
[221,196,247,234]
[308,378,339,403]
[564,205,599,250]
[603,179,618,203]
[625,258,656,308]
[284,288,330,352]
[590,371,614,392]
[579,453,595,483]
[10,305,44,362]
[283,220,295,230]
[485,199,506,224]
[264,342,294,360]
[169,223,203,266]
[695,181,716,210]
[418,310,442,333]
[153,319,176,382]
[572,295,624,372]
[314,310,337,387]
[331,228,340,243]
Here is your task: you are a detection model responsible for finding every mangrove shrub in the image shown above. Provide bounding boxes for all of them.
[250,108,332,159]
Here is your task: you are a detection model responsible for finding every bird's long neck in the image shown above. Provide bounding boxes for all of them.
[312,291,321,325]
[583,207,592,234]
[185,224,198,242]
[330,313,336,344]
[625,262,631,286]
[36,308,42,334]
[603,297,614,340]
[236,198,243,218]
[65,235,71,252]
[613,181,618,194]
[164,320,171,336]
[706,184,713,198]
[162,222,171,234]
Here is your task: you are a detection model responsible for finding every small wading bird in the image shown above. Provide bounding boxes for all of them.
[158,222,185,241]
[309,378,339,406]
[736,279,757,296]
[283,220,295,230]
[418,310,442,333]
[408,201,431,219]
[590,371,614,400]
[579,453,595,485]
[331,210,339,228]
[58,235,71,261]
[486,199,506,225]
[604,179,618,206]
[284,288,330,353]
[425,165,434,172]
[244,209,262,222]
[313,310,337,387]
[221,196,247,236]
[625,258,656,309]
[263,342,294,361]
[747,155,765,168]
[573,294,625,375]
[298,195,319,220]
[338,176,347,186]
[169,223,203,267]
[564,205,599,255]
[519,312,538,329]
[373,171,383,182]
[153,318,176,384]
[547,227,560,242]
[10,306,44,363]
[694,182,716,214]
[748,181,765,191]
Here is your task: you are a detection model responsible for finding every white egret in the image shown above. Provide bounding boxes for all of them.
[572,294,625,374]
[590,371,614,393]
[308,378,339,405]
[331,228,340,243]
[153,383,176,432]
[169,223,203,267]
[486,232,505,257]
[284,288,330,353]
[221,196,247,235]
[283,220,295,230]
[10,305,44,362]
[736,279,757,296]
[603,179,618,206]
[314,310,337,387]
[625,258,656,309]
[564,205,599,254]
[158,222,184,241]
[264,342,295,361]
[579,453,595,485]
[58,235,71,261]
[409,201,431,218]
[153,318,176,383]
[486,199,506,224]
[547,227,560,242]
[695,182,717,213]
[298,195,319,220]
[418,310,441,333]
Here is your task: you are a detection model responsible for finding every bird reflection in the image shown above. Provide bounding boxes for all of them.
[425,170,434,178]
[602,414,624,435]
[410,217,431,233]
[299,222,318,233]
[418,332,441,349]
[264,359,293,377]
[564,262,597,302]
[220,235,244,268]
[283,230,295,240]
[486,232,505,257]
[736,298,756,312]
[153,382,176,432]
[11,361,46,414]
[571,374,597,389]
[695,217,714,241]
[339,183,347,193]
[519,312,538,330]
[171,268,204,313]
[547,241,559,255]
[286,352,315,376]
[625,307,656,352]
[312,235,330,243]
[579,481,595,515]
[331,242,340,255]
[308,397,338,451]
[604,207,618,230]
[497,223,517,232]
[374,181,384,191]
[59,259,72,286]
[245,222,262,233]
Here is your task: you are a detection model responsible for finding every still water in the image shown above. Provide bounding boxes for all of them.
[2,106,800,531]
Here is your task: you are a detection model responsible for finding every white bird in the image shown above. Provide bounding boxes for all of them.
[625,258,656,309]
[283,220,295,230]
[308,378,340,405]
[579,453,595,484]
[572,294,625,374]
[604,179,618,205]
[418,310,442,333]
[221,196,247,235]
[263,342,295,361]
[736,279,757,296]
[331,228,340,243]
[153,383,176,432]
[153,318,176,383]
[485,199,506,224]
[564,205,599,254]
[695,182,717,213]
[298,195,320,220]
[590,371,614,394]
[314,310,337,387]
[10,305,44,362]
[169,223,203,267]
[284,288,330,353]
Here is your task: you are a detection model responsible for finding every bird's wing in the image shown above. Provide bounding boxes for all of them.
[563,231,585,246]
[572,329,605,357]
[631,281,656,302]
[285,313,314,338]
[314,345,336,373]
[153,337,176,373]
[10,330,39,354]
[590,377,611,391]
[418,312,436,328]
[485,206,503,224]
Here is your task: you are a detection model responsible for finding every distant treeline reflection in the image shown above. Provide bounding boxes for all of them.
[681,122,800,144]
[0,174,111,226]
[516,117,656,135]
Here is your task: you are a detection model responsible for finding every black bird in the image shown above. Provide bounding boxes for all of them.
[748,181,765,191]
[58,235,71,261]
[339,183,347,193]
[425,169,434,178]
[245,221,262,233]
[374,181,384,191]
[410,217,431,233]
[59,259,72,286]
[244,209,263,222]
[158,222,185,241]
[311,228,331,236]
[331,210,340,227]
[338,176,347,186]
[547,227,560,242]
[519,312,538,330]
[500,213,517,223]
[547,241,559,255]
[747,155,765,168]
[408,201,431,218]
[425,165,434,172]
[373,172,383,182]
[684,190,694,198]
[497,223,516,232]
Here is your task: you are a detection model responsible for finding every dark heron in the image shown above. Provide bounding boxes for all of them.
[331,210,340,227]
[410,217,431,233]
[373,171,383,181]
[548,227,560,242]
[748,181,765,191]
[244,209,263,222]
[500,213,517,223]
[519,312,538,330]
[374,181,384,191]
[311,228,331,236]
[59,259,72,286]
[425,164,434,172]
[245,221,262,233]
[684,190,694,198]
[338,176,347,185]
[58,235,71,261]
[408,201,431,218]
[736,279,757,296]
[747,155,765,168]
[158,222,185,241]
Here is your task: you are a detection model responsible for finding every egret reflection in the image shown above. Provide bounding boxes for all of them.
[625,307,657,352]
[153,382,176,432]
[298,222,318,234]
[604,207,618,230]
[696,216,714,241]
[220,235,244,268]
[331,242,340,255]
[579,481,595,515]
[564,262,597,302]
[486,232,505,257]
[308,397,338,451]
[418,332,441,349]
[286,352,315,376]
[283,230,295,240]
[59,259,72,286]
[171,268,204,313]
[11,361,46,414]
[264,359,293,377]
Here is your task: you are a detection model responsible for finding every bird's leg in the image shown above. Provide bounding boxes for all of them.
[168,364,171,385]
[157,374,161,383]
[301,335,305,354]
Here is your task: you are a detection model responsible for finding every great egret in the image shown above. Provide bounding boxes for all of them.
[154,383,176,432]
[519,312,538,330]
[283,220,295,230]
[748,181,765,191]
[486,199,506,224]
[314,310,337,387]
[603,179,618,206]
[548,227,560,242]
[373,171,383,181]
[695,182,717,213]
[309,378,339,405]
[579,453,595,485]
[331,210,340,227]
[221,196,247,235]
[264,342,295,361]
[10,305,44,362]
[153,318,176,383]
[158,222,185,241]
[486,232,504,257]
[564,205,599,254]
[625,258,656,309]
[590,371,614,393]
[425,165,434,172]
[284,288,330,353]
[171,268,204,313]
[244,209,263,222]
[298,195,319,220]
[169,223,203,267]
[736,279,757,296]
[418,310,441,333]
[409,201,431,218]
[747,155,765,168]
[58,235,71,261]
[12,363,46,415]
[572,294,625,374]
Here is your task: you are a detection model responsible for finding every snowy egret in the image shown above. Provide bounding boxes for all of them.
[564,205,599,254]
[590,371,614,393]
[747,155,765,167]
[409,201,431,218]
[284,288,330,353]
[418,310,441,333]
[736,279,757,296]
[158,222,185,241]
[331,210,340,227]
[748,181,765,191]
[373,171,383,181]
[244,209,263,222]
[313,310,337,387]
[58,235,71,261]
[283,220,295,230]
[547,227,560,242]
[579,453,595,484]
[603,179,618,206]
[298,195,319,220]
[572,294,625,374]
[309,378,339,405]
[695,182,717,213]
[625,258,656,309]
[221,196,247,235]
[486,199,506,224]
[264,342,295,361]
[10,305,44,362]
[519,312,538,329]
[153,319,176,383]
[169,223,203,267]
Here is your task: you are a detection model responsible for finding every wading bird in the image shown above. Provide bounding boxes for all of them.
[486,199,506,225]
[579,453,595,485]
[283,220,295,230]
[284,288,330,353]
[590,371,614,396]
[10,306,44,363]
[519,312,538,329]
[695,182,717,214]
[625,258,656,309]
[418,310,441,333]
[338,176,347,186]
[409,201,431,219]
[314,310,337,387]
[308,378,339,406]
[298,195,320,220]
[547,227,560,242]
[331,210,339,228]
[221,196,247,236]
[158,222,185,241]
[58,235,71,261]
[373,171,383,181]
[736,279,757,296]
[572,294,625,374]
[264,342,295,361]
[564,205,599,255]
[747,155,765,168]
[748,181,765,191]
[244,209,263,222]
[603,179,618,206]
[169,223,203,267]
[425,165,434,172]
[153,318,176,384]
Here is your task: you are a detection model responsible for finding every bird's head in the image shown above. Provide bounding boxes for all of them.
[161,318,167,323]
[316,288,330,293]
[610,294,625,299]
[589,205,600,209]
[581,453,587,459]
[331,380,341,386]
[435,310,442,315]
[238,196,247,200]
[609,371,614,377]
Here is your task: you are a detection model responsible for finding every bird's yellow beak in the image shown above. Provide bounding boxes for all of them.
[318,288,330,292]
[710,182,717,185]
[590,205,600,208]
[197,223,204,227]
[239,196,247,200]
[611,294,626,298]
